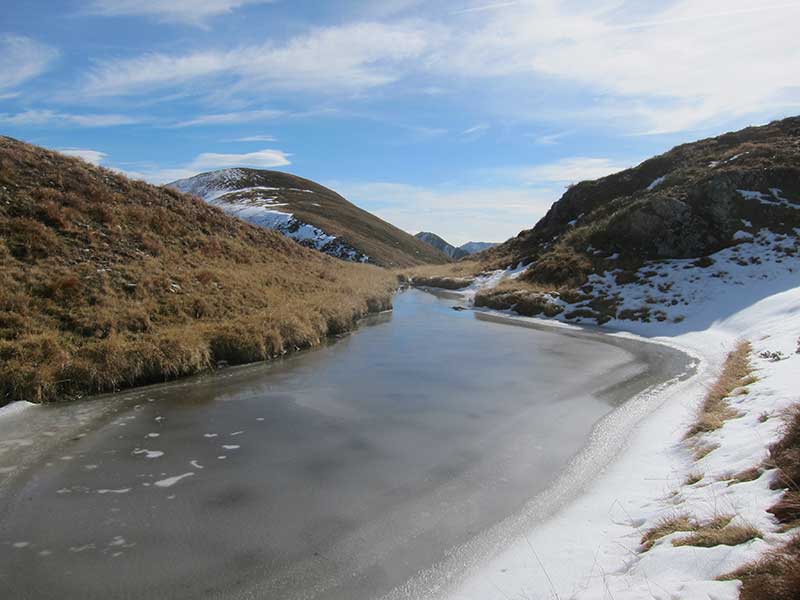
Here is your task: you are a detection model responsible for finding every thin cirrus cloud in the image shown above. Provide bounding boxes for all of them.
[234,135,277,142]
[79,22,433,98]
[0,109,142,127]
[495,157,634,186]
[171,110,284,128]
[431,0,800,134]
[58,148,108,165]
[330,180,556,246]
[120,148,292,184]
[0,34,59,94]
[190,149,290,170]
[84,0,276,24]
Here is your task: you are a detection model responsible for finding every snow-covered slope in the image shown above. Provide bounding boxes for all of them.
[170,169,368,262]
[419,232,800,600]
[169,169,450,268]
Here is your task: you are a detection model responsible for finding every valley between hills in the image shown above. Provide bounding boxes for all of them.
[2,117,799,600]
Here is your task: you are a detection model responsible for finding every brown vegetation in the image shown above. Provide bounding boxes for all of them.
[767,406,800,530]
[641,513,761,551]
[721,535,800,600]
[685,341,752,438]
[0,136,397,405]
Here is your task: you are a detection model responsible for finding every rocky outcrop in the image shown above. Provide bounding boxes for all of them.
[482,116,800,285]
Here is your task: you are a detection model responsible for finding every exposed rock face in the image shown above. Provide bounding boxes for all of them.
[483,116,800,285]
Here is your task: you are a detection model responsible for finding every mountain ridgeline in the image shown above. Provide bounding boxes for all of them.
[481,116,800,287]
[169,169,450,268]
[414,231,497,260]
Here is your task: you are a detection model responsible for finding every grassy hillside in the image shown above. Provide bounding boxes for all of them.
[0,137,397,405]
[170,169,451,268]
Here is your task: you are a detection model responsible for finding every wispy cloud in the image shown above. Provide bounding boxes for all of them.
[58,148,107,165]
[84,0,275,25]
[190,149,290,170]
[496,157,633,185]
[533,131,571,145]
[0,109,142,127]
[330,180,556,246]
[233,135,277,142]
[171,109,284,128]
[431,0,800,133]
[79,22,435,98]
[461,123,490,139]
[118,148,292,184]
[452,1,520,15]
[0,35,59,94]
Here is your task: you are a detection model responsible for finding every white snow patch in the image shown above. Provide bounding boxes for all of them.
[646,175,667,190]
[97,488,131,495]
[436,229,800,600]
[154,473,194,488]
[133,448,163,459]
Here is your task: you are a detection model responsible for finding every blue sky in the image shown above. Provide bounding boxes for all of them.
[2,0,800,245]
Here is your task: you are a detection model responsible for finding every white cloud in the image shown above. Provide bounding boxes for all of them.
[80,22,435,98]
[190,149,290,170]
[461,123,490,138]
[172,110,283,128]
[499,157,632,185]
[0,109,141,127]
[85,0,275,24]
[330,180,557,246]
[430,0,800,133]
[0,35,59,93]
[58,148,107,165]
[116,148,292,184]
[233,135,277,142]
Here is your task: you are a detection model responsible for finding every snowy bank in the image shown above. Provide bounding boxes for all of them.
[436,237,800,600]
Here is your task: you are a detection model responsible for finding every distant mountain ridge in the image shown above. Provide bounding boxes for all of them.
[170,169,450,268]
[414,231,497,259]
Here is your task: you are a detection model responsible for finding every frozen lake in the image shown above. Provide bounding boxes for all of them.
[0,289,692,599]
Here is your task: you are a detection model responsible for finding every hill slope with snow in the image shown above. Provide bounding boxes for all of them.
[481,116,800,290]
[170,169,450,268]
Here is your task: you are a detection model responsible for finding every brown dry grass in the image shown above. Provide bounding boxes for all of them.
[686,341,752,438]
[721,534,800,600]
[400,260,485,280]
[0,136,397,405]
[672,515,761,548]
[767,405,800,529]
[642,513,761,551]
[640,513,697,551]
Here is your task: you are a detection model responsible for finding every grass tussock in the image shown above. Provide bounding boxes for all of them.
[642,513,761,551]
[720,534,800,600]
[400,260,485,281]
[672,515,761,548]
[640,513,697,551]
[686,341,753,438]
[685,472,704,485]
[767,405,800,529]
[0,136,397,405]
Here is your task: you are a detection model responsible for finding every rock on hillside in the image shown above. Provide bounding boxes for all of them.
[484,116,800,287]
[170,169,450,268]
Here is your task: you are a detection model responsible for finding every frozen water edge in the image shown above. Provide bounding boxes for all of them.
[425,244,800,600]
